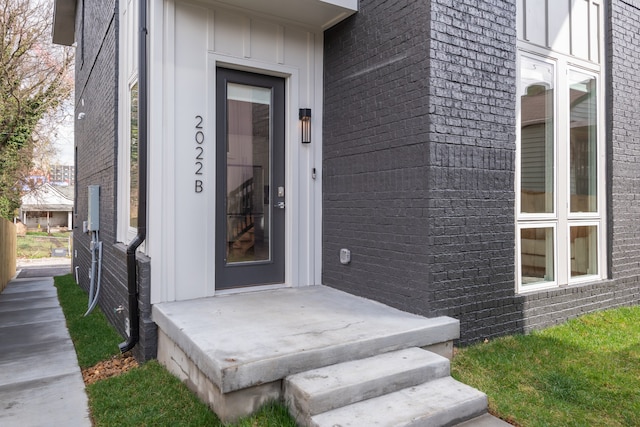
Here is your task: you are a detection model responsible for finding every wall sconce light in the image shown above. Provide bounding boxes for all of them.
[299,108,311,144]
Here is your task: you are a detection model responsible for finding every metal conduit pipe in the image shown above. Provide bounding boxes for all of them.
[119,0,148,353]
[84,230,103,316]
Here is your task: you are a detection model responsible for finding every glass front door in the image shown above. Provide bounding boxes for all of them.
[216,68,285,288]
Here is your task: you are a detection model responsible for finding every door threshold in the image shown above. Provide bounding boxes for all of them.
[215,282,295,296]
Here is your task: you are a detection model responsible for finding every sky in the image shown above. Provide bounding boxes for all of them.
[49,100,75,166]
[53,118,74,165]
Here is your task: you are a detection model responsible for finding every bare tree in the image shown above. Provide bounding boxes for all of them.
[0,0,73,220]
[31,98,73,173]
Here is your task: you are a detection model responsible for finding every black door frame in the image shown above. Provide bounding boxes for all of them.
[215,67,286,289]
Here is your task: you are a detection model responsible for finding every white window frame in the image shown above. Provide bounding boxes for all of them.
[516,52,558,223]
[117,0,142,246]
[517,222,558,292]
[126,77,139,242]
[567,221,601,285]
[516,31,606,293]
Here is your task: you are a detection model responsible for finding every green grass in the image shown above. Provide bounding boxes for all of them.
[17,231,71,258]
[452,306,640,427]
[27,231,69,237]
[87,361,220,426]
[54,274,297,426]
[89,365,296,427]
[54,274,122,367]
[233,402,297,427]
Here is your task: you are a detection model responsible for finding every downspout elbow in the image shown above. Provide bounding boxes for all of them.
[118,231,145,353]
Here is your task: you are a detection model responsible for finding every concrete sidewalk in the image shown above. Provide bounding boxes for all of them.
[0,264,91,426]
[16,257,72,279]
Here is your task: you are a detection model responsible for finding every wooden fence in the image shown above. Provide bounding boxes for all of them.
[0,218,17,292]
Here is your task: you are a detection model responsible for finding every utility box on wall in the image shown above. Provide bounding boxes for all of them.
[87,185,100,231]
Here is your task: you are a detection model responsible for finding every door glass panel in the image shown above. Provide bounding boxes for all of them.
[225,83,271,264]
[569,71,598,213]
[520,227,555,286]
[570,225,598,278]
[519,57,555,214]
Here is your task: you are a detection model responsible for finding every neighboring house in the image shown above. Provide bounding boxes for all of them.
[52,0,640,422]
[20,183,74,231]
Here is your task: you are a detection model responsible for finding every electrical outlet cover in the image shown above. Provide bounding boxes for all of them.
[340,248,351,264]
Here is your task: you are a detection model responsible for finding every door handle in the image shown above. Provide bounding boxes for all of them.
[274,201,285,209]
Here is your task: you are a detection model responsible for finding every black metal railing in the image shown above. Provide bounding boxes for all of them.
[227,177,255,244]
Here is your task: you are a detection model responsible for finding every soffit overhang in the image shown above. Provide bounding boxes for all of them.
[51,0,357,47]
[216,0,357,30]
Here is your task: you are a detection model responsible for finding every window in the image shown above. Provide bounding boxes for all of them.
[129,82,139,229]
[117,0,140,244]
[516,2,605,292]
[519,56,554,216]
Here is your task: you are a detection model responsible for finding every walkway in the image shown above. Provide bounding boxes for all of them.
[0,259,91,427]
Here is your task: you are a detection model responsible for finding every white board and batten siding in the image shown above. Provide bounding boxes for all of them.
[517,0,602,64]
[145,0,349,303]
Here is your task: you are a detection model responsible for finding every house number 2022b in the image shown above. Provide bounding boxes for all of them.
[195,115,204,193]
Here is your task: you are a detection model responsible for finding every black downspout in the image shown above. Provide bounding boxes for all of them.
[119,0,148,353]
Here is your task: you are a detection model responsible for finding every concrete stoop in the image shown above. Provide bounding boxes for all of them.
[284,347,497,427]
[153,286,504,425]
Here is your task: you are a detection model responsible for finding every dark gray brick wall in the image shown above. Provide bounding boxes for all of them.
[424,0,518,343]
[324,0,640,344]
[323,0,434,312]
[521,279,640,332]
[73,0,156,361]
[608,0,640,282]
[324,0,521,344]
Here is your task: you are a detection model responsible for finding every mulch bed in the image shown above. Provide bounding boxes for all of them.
[82,353,139,385]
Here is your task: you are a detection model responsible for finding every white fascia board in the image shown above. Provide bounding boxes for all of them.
[215,0,357,30]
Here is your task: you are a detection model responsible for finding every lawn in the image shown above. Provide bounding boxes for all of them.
[17,231,71,258]
[451,306,640,427]
[55,271,639,426]
[54,274,296,426]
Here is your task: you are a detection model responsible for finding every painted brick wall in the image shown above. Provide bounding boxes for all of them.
[424,0,518,342]
[324,0,640,344]
[323,0,434,312]
[73,0,155,361]
[324,0,521,344]
[609,0,640,282]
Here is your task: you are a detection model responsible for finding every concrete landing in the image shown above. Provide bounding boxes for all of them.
[153,285,459,421]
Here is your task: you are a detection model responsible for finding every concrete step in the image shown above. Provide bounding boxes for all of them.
[309,377,488,427]
[454,413,513,426]
[285,348,451,419]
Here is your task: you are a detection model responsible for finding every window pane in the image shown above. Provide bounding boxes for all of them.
[520,227,555,285]
[225,83,271,264]
[129,82,139,228]
[570,225,598,278]
[570,71,598,213]
[520,57,554,214]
